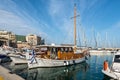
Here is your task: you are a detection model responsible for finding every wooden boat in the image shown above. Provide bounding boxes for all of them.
[102,52,120,80]
[25,4,88,69]
[26,45,86,68]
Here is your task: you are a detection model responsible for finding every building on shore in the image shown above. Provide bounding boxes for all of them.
[0,30,16,47]
[17,34,45,48]
[17,41,30,48]
[26,34,41,46]
[0,30,45,48]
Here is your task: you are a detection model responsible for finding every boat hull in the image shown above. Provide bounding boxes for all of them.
[89,50,112,55]
[0,54,7,58]
[27,57,86,69]
[10,56,27,64]
[102,69,120,80]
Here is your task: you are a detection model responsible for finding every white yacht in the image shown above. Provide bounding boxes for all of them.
[9,53,27,64]
[102,52,120,80]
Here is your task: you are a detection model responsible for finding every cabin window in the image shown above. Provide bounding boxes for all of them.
[56,48,58,52]
[61,48,64,52]
[51,48,58,53]
[41,48,47,51]
[53,48,56,52]
[65,48,68,52]
[69,47,72,52]
[114,55,120,63]
[51,48,56,52]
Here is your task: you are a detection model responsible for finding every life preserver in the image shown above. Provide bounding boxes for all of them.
[103,60,108,70]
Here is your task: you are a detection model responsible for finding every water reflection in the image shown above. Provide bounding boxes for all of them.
[9,63,28,79]
[25,62,89,80]
[7,54,114,80]
[9,62,89,80]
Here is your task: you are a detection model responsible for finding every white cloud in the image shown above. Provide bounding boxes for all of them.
[0,0,49,38]
[0,10,27,28]
[49,0,63,17]
[0,9,43,35]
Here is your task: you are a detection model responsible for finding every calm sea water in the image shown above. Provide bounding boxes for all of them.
[3,54,114,80]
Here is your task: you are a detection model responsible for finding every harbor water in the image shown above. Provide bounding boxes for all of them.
[2,54,114,80]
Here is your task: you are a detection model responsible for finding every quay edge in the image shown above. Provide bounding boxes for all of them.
[0,65,24,80]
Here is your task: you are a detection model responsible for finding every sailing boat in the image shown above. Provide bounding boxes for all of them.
[25,4,87,69]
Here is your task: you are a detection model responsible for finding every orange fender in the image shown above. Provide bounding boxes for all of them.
[103,61,108,70]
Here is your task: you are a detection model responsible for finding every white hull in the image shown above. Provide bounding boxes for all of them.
[89,50,112,55]
[89,50,105,53]
[10,56,27,64]
[102,69,120,80]
[27,57,85,69]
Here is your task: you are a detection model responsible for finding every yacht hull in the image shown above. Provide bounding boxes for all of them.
[27,57,85,69]
[102,69,120,80]
[10,56,27,64]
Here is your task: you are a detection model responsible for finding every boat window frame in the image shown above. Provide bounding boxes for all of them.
[114,55,120,63]
[65,47,68,52]
[69,47,73,52]
[60,47,64,52]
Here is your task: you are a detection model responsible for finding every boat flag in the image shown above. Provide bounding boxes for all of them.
[30,50,37,64]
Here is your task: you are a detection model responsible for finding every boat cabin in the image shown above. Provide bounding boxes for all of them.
[35,45,84,60]
[111,52,120,73]
[113,52,120,63]
[114,54,120,63]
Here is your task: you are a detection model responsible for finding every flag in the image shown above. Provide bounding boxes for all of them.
[30,50,36,64]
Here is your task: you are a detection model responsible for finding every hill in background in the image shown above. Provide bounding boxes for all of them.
[15,35,26,42]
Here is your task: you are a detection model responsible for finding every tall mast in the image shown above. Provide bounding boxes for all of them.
[74,4,77,47]
[71,4,79,49]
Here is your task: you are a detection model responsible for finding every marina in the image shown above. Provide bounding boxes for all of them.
[0,53,115,80]
[0,0,120,80]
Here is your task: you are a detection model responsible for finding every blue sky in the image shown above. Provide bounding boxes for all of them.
[0,0,120,47]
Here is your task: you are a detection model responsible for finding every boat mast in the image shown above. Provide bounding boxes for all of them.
[74,4,77,47]
[71,4,79,50]
[74,4,80,51]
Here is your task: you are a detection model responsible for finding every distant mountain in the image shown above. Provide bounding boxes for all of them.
[15,35,26,42]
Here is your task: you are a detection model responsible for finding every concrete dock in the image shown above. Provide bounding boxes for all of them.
[0,65,24,80]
